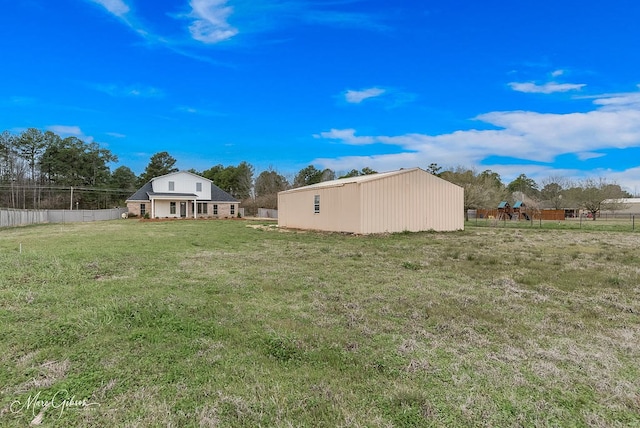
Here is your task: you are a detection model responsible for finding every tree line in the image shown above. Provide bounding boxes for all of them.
[437,168,631,220]
[0,128,631,218]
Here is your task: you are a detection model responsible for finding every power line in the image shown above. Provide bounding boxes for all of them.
[0,184,135,194]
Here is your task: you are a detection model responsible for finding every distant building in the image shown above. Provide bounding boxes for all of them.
[602,198,640,215]
[277,167,464,234]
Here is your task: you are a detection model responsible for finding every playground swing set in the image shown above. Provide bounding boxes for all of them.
[494,200,533,221]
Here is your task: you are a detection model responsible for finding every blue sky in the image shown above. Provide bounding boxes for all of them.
[2,1,640,192]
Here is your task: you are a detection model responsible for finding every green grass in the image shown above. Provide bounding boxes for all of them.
[468,217,640,233]
[1,219,639,426]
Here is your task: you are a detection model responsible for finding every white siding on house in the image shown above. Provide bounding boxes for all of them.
[153,201,186,218]
[153,172,212,200]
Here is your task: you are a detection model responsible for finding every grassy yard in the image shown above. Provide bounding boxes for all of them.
[0,219,638,427]
[468,217,640,233]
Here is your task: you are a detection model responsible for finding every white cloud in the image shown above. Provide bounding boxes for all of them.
[92,83,164,98]
[180,106,199,114]
[48,125,83,136]
[88,0,130,17]
[85,0,158,45]
[47,125,94,142]
[509,81,586,94]
[591,87,640,110]
[313,88,640,183]
[345,87,386,103]
[313,129,375,145]
[576,152,605,161]
[608,166,640,194]
[551,69,564,77]
[106,132,126,138]
[187,0,238,44]
[176,105,225,117]
[302,10,389,31]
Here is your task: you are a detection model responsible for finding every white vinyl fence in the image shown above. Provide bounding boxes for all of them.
[0,208,128,228]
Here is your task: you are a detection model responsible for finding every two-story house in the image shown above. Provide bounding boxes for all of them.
[126,171,239,219]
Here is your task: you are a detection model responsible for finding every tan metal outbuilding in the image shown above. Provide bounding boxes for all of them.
[277,167,464,234]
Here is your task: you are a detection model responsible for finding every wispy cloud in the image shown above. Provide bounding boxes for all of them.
[88,0,130,17]
[83,0,389,62]
[302,9,389,31]
[85,0,154,40]
[344,87,386,103]
[176,105,225,117]
[313,128,375,145]
[509,81,586,94]
[342,86,415,108]
[186,0,238,43]
[7,96,36,106]
[313,87,640,182]
[590,85,640,110]
[106,132,126,138]
[91,83,164,98]
[47,125,94,142]
[576,151,605,161]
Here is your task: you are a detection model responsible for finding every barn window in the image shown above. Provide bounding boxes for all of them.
[213,204,218,215]
[314,195,320,214]
[140,203,146,216]
[170,202,176,214]
[230,204,235,215]
[169,181,175,191]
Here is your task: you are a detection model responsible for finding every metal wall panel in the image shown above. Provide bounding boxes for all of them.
[278,168,464,234]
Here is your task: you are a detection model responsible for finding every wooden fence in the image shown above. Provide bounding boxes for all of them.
[474,209,565,221]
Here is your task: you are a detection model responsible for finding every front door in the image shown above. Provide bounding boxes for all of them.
[180,202,186,217]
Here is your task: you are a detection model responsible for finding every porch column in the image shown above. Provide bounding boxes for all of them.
[193,199,197,219]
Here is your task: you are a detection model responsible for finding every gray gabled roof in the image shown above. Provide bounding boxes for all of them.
[126,181,153,201]
[125,178,238,203]
[210,183,238,202]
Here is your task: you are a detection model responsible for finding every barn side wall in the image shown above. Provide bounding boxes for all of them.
[277,183,361,233]
[360,170,463,233]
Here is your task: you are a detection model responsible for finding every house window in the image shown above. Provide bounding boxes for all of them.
[197,203,208,214]
[170,202,176,214]
[140,203,146,216]
[230,204,235,215]
[314,195,320,214]
[196,182,202,192]
[213,204,218,215]
[169,181,175,191]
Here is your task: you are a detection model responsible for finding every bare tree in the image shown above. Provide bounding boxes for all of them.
[576,178,629,220]
[440,167,506,220]
[540,176,570,210]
